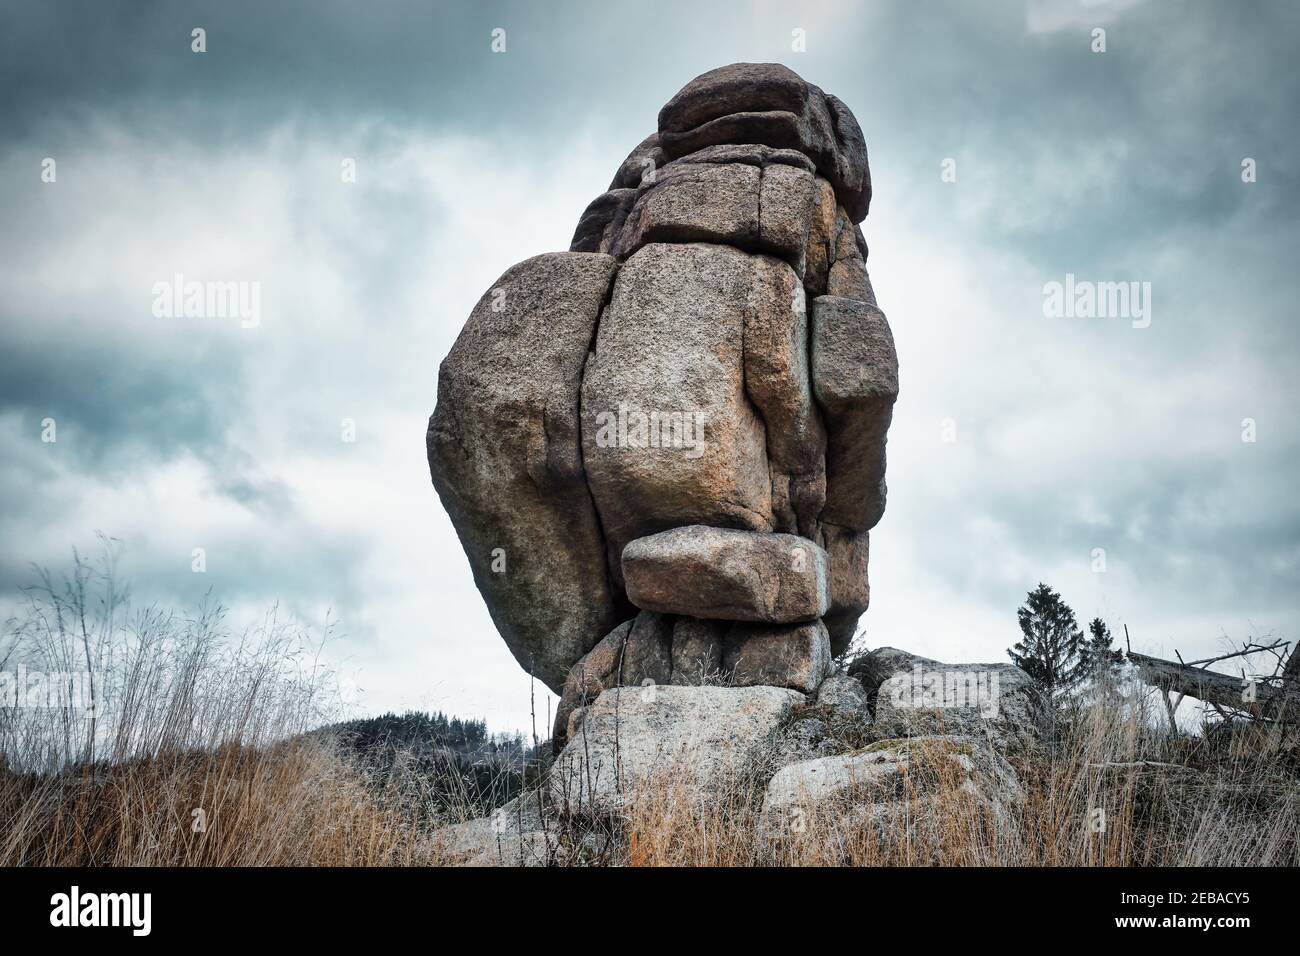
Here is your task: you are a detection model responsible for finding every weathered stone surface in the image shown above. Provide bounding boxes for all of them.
[668,142,815,173]
[427,792,550,867]
[802,177,839,296]
[724,619,832,693]
[612,162,760,259]
[824,93,872,223]
[772,714,839,766]
[427,253,623,693]
[581,243,775,579]
[755,163,819,277]
[758,735,1022,845]
[826,256,876,303]
[824,206,876,303]
[624,610,674,686]
[811,295,899,531]
[849,647,1040,747]
[431,64,894,708]
[670,616,726,684]
[815,673,872,720]
[552,611,675,751]
[821,522,870,655]
[740,255,825,537]
[623,525,830,623]
[609,132,667,190]
[570,188,636,254]
[551,622,626,753]
[657,63,871,223]
[549,685,804,815]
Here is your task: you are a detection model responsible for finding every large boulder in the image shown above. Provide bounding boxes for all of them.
[550,684,804,816]
[429,64,894,711]
[580,242,776,581]
[849,647,1041,747]
[622,525,830,623]
[758,735,1023,854]
[427,253,624,692]
[810,295,899,531]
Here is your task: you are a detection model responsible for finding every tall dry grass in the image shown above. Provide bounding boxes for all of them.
[605,693,1300,867]
[4,543,1296,866]
[0,541,455,866]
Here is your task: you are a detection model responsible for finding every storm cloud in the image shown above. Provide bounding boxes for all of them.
[2,0,1297,731]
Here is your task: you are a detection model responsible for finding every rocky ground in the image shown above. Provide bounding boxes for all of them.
[429,647,1041,866]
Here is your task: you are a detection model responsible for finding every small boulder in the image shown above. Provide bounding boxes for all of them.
[613,161,760,259]
[820,522,871,655]
[551,611,675,751]
[758,735,1022,848]
[724,619,832,693]
[609,132,667,190]
[810,295,899,532]
[427,792,550,867]
[622,525,830,623]
[670,616,726,684]
[815,673,872,720]
[850,646,1040,747]
[570,188,637,254]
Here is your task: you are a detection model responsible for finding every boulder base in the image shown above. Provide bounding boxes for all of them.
[550,684,804,816]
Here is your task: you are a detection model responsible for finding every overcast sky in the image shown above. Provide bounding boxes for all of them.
[2,0,1297,733]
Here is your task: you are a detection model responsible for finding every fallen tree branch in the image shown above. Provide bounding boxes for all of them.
[1087,760,1196,772]
[1126,649,1300,720]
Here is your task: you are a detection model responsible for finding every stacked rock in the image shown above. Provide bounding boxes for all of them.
[426,63,899,751]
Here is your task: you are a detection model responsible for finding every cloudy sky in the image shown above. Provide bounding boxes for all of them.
[2,0,1297,733]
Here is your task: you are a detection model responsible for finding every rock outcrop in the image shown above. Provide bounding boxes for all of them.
[426,62,897,740]
[427,655,1038,865]
[849,646,1041,748]
[758,735,1024,857]
[549,684,804,817]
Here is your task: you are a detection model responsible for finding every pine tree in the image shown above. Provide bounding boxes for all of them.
[1007,583,1085,702]
[1079,617,1121,679]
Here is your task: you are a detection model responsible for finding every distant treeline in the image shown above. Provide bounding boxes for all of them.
[317,710,543,818]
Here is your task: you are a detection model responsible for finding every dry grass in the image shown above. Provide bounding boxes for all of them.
[0,543,458,866]
[598,697,1300,867]
[1,738,439,866]
[4,545,1297,867]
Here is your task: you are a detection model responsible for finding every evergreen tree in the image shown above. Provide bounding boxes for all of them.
[1079,616,1122,679]
[1008,583,1085,702]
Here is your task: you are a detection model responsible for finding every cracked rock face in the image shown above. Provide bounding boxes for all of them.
[426,63,897,741]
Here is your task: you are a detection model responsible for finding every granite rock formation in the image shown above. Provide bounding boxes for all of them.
[426,63,898,748]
